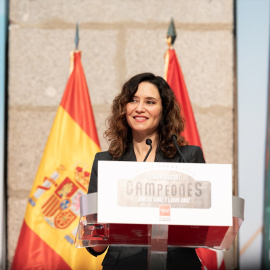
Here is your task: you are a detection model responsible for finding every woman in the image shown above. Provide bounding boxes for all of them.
[87,73,204,269]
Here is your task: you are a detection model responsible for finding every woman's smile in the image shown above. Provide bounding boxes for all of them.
[133,115,149,122]
[126,81,163,137]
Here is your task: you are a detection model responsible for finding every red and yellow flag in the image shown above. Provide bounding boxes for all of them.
[165,48,202,147]
[11,51,104,269]
[164,48,225,270]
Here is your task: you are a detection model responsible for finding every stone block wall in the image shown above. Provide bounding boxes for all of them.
[7,0,235,268]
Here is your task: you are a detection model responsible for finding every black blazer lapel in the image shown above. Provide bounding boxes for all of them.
[155,147,180,163]
[118,144,137,161]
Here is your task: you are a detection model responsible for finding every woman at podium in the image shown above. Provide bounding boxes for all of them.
[87,72,204,269]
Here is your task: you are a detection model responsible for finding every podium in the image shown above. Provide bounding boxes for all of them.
[75,162,244,270]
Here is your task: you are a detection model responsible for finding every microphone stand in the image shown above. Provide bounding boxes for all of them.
[143,139,152,162]
[171,135,186,163]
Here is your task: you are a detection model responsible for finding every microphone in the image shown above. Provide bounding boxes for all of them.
[143,139,152,162]
[171,135,186,163]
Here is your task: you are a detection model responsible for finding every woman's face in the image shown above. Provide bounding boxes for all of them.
[126,82,163,137]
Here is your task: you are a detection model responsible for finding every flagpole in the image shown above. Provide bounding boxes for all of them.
[70,22,80,75]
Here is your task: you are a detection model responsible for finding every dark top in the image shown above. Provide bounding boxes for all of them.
[87,144,205,270]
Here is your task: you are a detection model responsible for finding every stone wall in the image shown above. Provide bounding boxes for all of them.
[7,0,235,268]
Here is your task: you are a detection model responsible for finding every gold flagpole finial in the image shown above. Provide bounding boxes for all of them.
[166,17,177,49]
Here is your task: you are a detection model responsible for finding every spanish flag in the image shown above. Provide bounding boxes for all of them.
[164,19,225,270]
[165,48,226,270]
[164,48,202,147]
[11,51,104,269]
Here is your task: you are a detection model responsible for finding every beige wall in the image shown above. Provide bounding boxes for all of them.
[7,0,235,268]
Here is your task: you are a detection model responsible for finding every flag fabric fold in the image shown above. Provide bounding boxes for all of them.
[164,48,225,270]
[196,248,226,270]
[11,51,104,270]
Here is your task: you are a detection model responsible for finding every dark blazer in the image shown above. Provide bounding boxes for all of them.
[87,145,205,270]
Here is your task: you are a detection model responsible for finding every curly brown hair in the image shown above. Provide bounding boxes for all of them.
[104,72,187,158]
